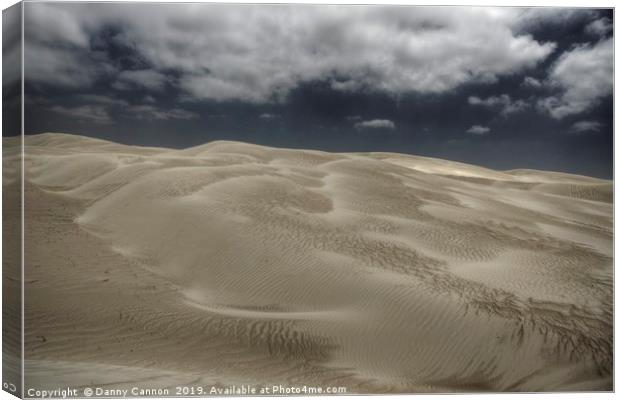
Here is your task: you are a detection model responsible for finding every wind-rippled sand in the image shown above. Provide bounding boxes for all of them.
[6,133,612,393]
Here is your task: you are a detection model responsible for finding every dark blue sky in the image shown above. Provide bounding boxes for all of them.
[10,3,614,178]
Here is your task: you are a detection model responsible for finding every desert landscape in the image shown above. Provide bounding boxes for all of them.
[4,132,612,393]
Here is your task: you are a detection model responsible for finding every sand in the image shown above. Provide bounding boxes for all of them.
[6,132,612,393]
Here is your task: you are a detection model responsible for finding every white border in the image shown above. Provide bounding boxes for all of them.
[0,1,616,400]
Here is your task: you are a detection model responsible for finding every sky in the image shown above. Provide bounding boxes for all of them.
[5,3,614,178]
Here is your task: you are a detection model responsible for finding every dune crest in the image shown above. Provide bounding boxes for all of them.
[17,133,612,392]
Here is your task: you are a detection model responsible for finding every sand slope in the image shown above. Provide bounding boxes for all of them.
[15,133,612,392]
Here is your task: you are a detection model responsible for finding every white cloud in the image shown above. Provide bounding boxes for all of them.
[538,38,612,119]
[25,2,89,47]
[522,76,542,88]
[571,120,603,133]
[585,17,612,37]
[346,115,362,121]
[468,94,528,117]
[24,4,557,102]
[354,119,395,130]
[50,105,112,124]
[128,105,198,120]
[51,99,196,122]
[466,125,490,135]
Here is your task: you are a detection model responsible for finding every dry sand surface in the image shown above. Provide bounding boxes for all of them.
[4,132,613,393]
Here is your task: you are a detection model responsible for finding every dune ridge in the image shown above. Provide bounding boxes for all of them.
[10,133,612,392]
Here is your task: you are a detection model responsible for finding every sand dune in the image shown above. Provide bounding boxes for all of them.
[12,132,612,393]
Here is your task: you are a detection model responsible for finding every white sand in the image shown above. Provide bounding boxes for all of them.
[10,132,612,392]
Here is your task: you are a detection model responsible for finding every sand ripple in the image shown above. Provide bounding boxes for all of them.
[17,133,612,392]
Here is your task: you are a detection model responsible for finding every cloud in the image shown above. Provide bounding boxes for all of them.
[468,94,528,117]
[538,38,612,119]
[354,119,395,130]
[77,94,129,107]
[466,125,490,135]
[23,3,119,88]
[25,2,89,47]
[259,113,279,120]
[24,4,557,102]
[52,98,197,122]
[2,4,22,87]
[522,76,542,89]
[346,115,362,121]
[585,17,612,37]
[514,8,597,32]
[113,70,169,91]
[24,44,110,88]
[50,105,112,124]
[570,120,603,133]
[127,105,198,120]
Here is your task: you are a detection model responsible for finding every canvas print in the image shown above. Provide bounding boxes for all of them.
[2,2,614,397]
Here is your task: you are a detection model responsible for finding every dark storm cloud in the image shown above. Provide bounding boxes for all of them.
[78,94,129,107]
[2,3,21,86]
[3,2,22,137]
[113,70,170,92]
[50,105,112,124]
[21,3,613,178]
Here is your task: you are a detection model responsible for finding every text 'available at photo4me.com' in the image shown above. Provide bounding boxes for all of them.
[25,385,349,398]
